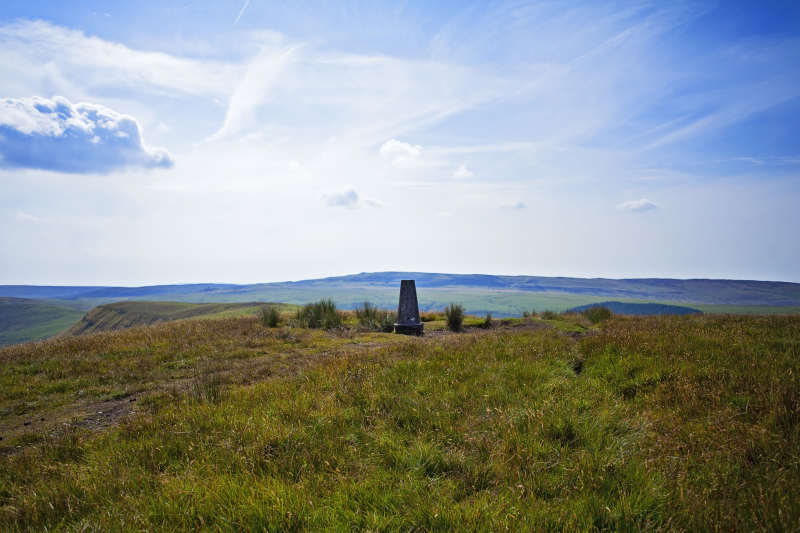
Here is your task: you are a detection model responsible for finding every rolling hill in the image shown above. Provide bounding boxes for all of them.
[65,301,271,336]
[0,298,85,346]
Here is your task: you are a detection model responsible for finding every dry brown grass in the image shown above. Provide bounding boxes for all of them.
[1,314,799,531]
[0,316,401,443]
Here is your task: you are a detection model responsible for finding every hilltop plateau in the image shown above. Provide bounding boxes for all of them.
[1,309,798,530]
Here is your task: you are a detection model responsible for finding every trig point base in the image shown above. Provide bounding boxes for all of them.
[394,279,424,336]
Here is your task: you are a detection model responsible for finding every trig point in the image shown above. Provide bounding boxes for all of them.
[394,280,424,336]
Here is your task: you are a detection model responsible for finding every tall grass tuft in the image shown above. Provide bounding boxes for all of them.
[260,305,282,328]
[583,305,613,324]
[419,311,444,322]
[481,312,493,329]
[444,303,465,332]
[353,301,396,333]
[540,310,558,320]
[293,298,343,330]
[190,367,222,404]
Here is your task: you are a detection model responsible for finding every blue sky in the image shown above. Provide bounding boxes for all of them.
[1,0,798,285]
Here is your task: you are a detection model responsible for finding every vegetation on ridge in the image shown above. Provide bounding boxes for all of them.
[65,300,276,336]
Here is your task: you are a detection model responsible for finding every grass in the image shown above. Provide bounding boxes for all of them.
[353,301,397,333]
[66,301,284,336]
[582,306,613,324]
[0,298,85,346]
[693,304,800,315]
[292,298,345,330]
[1,313,799,530]
[261,305,283,328]
[0,316,395,432]
[444,303,465,332]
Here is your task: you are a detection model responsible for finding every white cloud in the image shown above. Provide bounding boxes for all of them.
[363,197,383,208]
[0,96,173,173]
[453,164,474,179]
[238,132,263,143]
[617,198,657,211]
[324,188,359,208]
[436,211,454,219]
[14,212,39,222]
[499,201,525,210]
[156,122,171,133]
[209,44,297,140]
[379,139,422,166]
[286,160,304,173]
[0,20,237,99]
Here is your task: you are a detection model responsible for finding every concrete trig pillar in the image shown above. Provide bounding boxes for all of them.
[394,280,424,336]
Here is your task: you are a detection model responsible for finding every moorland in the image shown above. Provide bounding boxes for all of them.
[3,272,800,346]
[1,305,798,531]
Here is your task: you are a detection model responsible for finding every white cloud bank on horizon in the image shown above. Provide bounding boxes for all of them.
[617,199,657,212]
[0,96,173,173]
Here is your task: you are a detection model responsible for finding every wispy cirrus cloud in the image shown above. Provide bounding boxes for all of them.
[14,211,39,222]
[0,20,238,99]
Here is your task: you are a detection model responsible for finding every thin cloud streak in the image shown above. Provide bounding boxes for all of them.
[232,0,251,29]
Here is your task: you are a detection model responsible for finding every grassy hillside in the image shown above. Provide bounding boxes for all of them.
[0,297,85,346]
[66,301,291,336]
[1,313,798,530]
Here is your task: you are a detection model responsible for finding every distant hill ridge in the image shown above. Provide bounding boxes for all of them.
[66,301,264,336]
[2,273,800,306]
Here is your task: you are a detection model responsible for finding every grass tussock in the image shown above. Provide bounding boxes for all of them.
[189,366,224,404]
[419,311,445,322]
[260,305,282,328]
[582,305,613,324]
[353,301,397,333]
[292,298,343,330]
[1,314,799,530]
[444,303,465,332]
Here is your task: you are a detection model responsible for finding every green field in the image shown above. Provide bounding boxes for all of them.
[0,298,85,346]
[1,312,798,530]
